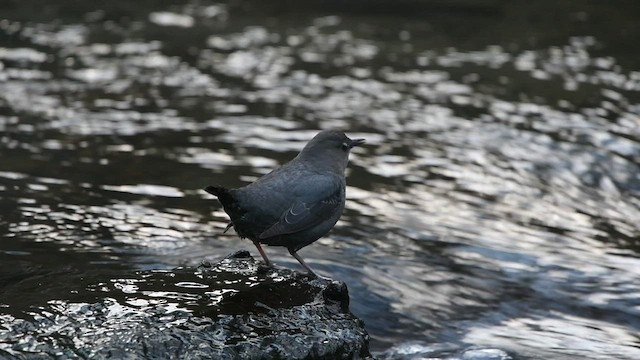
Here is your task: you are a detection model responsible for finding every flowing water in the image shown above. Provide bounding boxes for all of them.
[1,1,640,359]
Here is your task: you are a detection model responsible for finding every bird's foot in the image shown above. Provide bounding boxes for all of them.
[307,271,332,281]
[257,263,272,274]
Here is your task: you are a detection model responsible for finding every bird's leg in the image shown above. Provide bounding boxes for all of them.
[252,241,272,267]
[289,249,331,280]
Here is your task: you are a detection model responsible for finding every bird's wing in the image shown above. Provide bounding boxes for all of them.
[258,175,342,239]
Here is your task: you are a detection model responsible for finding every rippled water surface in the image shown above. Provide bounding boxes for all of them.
[1,1,640,359]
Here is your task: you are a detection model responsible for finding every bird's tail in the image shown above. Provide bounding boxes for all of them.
[204,185,242,216]
[204,185,233,204]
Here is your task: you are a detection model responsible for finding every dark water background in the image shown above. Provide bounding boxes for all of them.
[1,1,640,359]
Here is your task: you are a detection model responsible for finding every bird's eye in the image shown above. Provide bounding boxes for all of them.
[340,142,349,151]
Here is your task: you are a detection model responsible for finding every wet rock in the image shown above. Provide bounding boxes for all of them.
[0,252,371,359]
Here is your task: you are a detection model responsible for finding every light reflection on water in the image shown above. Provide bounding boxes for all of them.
[1,1,640,359]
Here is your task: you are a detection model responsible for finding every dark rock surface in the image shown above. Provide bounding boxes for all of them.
[0,251,371,359]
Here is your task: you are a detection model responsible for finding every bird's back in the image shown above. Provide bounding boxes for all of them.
[232,158,345,247]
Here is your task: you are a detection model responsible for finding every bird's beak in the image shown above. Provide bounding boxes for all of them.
[349,138,366,148]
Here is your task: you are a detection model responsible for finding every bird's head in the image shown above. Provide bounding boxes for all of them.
[299,130,365,172]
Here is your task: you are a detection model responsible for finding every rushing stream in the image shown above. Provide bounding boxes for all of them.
[1,1,640,359]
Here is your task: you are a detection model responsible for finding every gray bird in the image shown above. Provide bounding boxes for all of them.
[205,130,364,276]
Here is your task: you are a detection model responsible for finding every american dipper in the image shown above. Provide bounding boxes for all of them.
[205,130,364,276]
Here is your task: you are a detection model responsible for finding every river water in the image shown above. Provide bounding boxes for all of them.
[1,1,639,359]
